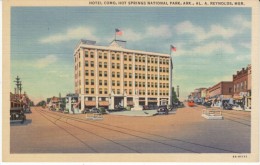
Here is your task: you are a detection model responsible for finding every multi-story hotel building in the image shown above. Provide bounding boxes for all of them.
[74,39,173,110]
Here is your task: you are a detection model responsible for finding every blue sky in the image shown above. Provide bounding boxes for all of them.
[11,7,251,103]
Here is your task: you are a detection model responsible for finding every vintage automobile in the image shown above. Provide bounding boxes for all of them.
[157,105,169,115]
[10,100,26,124]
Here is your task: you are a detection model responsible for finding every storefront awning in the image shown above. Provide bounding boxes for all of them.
[98,101,109,106]
[85,101,96,106]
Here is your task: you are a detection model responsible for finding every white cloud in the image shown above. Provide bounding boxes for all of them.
[174,20,246,41]
[39,27,98,44]
[172,41,235,57]
[34,55,58,68]
[235,54,250,61]
[146,25,172,38]
[116,25,172,42]
[239,42,251,49]
[232,15,251,30]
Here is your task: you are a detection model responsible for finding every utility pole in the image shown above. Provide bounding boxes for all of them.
[14,76,22,96]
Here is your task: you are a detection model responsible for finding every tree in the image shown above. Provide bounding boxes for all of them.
[172,87,179,103]
[36,100,46,106]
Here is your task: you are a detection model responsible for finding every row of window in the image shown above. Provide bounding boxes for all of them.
[85,88,169,96]
[234,81,247,92]
[85,79,169,88]
[84,70,169,80]
[83,50,170,64]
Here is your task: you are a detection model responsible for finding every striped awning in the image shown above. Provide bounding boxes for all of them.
[99,101,109,106]
[85,101,96,106]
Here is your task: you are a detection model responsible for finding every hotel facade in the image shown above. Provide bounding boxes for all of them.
[74,39,173,110]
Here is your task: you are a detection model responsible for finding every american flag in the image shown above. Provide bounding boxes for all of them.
[115,28,123,36]
[171,45,177,52]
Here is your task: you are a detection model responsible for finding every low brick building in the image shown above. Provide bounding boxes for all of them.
[207,81,233,99]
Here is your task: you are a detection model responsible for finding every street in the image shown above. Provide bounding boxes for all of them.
[10,105,251,153]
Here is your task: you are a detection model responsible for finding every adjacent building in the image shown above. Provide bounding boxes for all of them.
[74,39,173,110]
[233,64,251,109]
[207,81,233,100]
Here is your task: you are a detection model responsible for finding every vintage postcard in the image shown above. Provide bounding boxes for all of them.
[2,0,259,162]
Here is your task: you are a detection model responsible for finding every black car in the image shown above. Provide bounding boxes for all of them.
[89,107,100,113]
[157,105,169,115]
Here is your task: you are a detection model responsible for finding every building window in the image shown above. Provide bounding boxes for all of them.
[124,64,127,70]
[139,65,142,71]
[85,51,88,57]
[129,89,132,95]
[99,88,102,94]
[85,61,88,67]
[124,81,127,86]
[91,61,94,67]
[104,62,107,68]
[143,82,145,87]
[129,81,132,87]
[139,56,142,62]
[85,70,89,76]
[117,63,120,69]
[112,63,115,69]
[142,66,145,71]
[104,88,108,94]
[135,73,138,79]
[148,82,150,87]
[104,71,107,77]
[99,62,102,68]
[135,65,138,70]
[129,56,132,61]
[104,80,107,86]
[142,57,145,62]
[112,72,115,77]
[91,88,95,94]
[91,79,94,85]
[99,71,102,77]
[139,74,142,79]
[135,82,138,87]
[117,72,120,78]
[99,80,102,86]
[135,57,138,62]
[124,55,127,61]
[129,73,132,78]
[148,57,150,63]
[160,59,162,64]
[129,64,132,70]
[104,53,107,59]
[151,58,154,63]
[85,88,89,94]
[91,70,94,76]
[148,90,150,95]
[151,82,154,87]
[155,67,158,72]
[148,66,150,71]
[124,72,127,78]
[98,53,102,59]
[117,54,120,60]
[117,81,120,86]
[142,74,145,79]
[148,74,150,79]
[139,82,142,87]
[85,79,89,85]
[90,52,94,58]
[117,89,120,94]
[112,80,115,86]
[112,54,115,60]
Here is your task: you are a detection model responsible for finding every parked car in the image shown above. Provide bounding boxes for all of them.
[89,107,100,113]
[157,105,169,115]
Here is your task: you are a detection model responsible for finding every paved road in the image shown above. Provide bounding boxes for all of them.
[10,106,251,153]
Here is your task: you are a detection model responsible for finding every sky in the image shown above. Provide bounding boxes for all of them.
[11,7,251,103]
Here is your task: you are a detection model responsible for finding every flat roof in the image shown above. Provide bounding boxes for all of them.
[74,40,170,57]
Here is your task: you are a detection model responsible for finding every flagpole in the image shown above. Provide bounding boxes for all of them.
[115,29,116,41]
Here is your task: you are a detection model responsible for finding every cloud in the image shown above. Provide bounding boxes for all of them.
[172,41,235,57]
[39,27,98,44]
[174,19,249,41]
[34,55,58,68]
[146,25,172,38]
[232,15,251,30]
[115,25,172,42]
[239,42,251,49]
[235,54,250,61]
